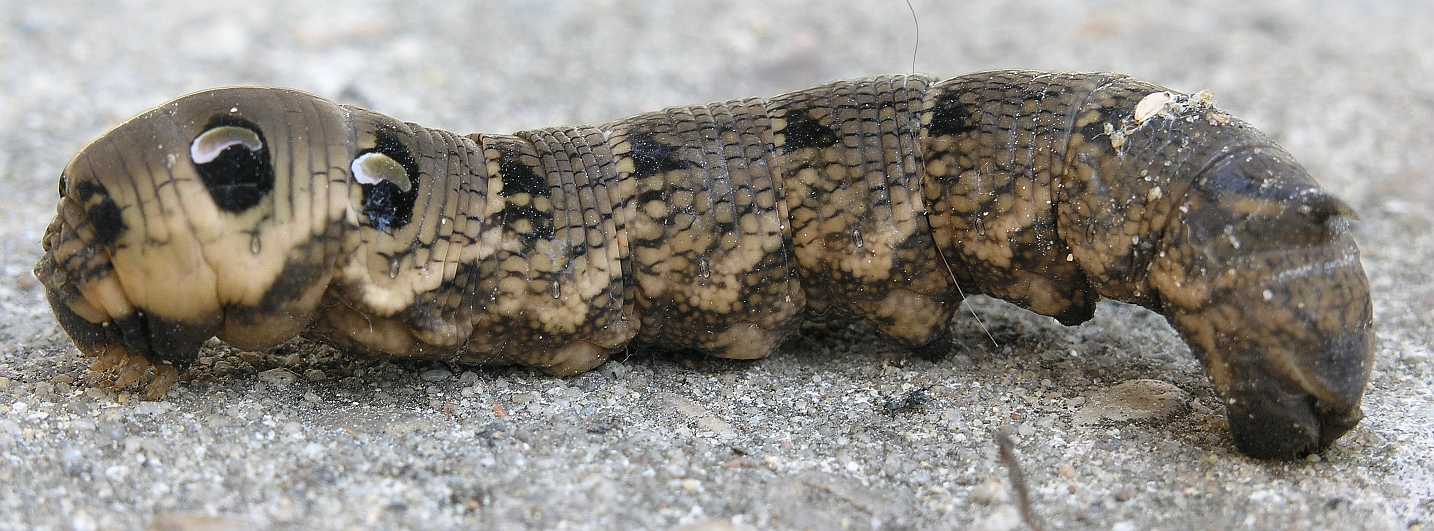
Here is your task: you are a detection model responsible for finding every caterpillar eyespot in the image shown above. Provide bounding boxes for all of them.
[34,71,1375,459]
[352,152,412,192]
[190,125,263,164]
[189,118,274,212]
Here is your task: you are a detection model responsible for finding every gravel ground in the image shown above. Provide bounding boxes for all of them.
[1,1,1431,529]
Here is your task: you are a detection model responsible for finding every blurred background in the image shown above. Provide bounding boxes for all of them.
[3,1,1430,207]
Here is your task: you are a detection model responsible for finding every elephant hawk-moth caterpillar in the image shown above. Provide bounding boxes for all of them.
[34,71,1374,459]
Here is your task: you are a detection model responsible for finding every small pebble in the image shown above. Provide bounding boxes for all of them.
[1115,485,1137,502]
[763,455,781,470]
[673,520,740,531]
[971,478,1007,505]
[971,504,1021,531]
[258,368,299,387]
[150,514,253,531]
[420,367,453,382]
[83,387,114,402]
[599,361,629,380]
[134,401,174,415]
[1075,379,1190,425]
[31,382,56,398]
[61,448,87,476]
[1058,464,1077,479]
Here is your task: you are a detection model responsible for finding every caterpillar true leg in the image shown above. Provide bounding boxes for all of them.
[34,71,1373,458]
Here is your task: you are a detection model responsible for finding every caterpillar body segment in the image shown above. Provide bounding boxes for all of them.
[34,71,1374,458]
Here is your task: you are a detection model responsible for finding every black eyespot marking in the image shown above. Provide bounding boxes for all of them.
[191,116,274,213]
[358,128,421,234]
[779,108,840,154]
[929,93,976,137]
[74,180,125,247]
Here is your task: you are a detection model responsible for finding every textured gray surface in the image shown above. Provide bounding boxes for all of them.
[1,1,1431,529]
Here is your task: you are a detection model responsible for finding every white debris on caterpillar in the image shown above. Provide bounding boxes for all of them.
[1103,122,1127,149]
[1134,91,1177,123]
[1107,89,1224,150]
[1134,89,1218,124]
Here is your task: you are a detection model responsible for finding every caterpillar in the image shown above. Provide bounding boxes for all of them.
[33,71,1374,459]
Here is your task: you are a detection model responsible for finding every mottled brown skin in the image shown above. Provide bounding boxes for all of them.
[34,71,1374,459]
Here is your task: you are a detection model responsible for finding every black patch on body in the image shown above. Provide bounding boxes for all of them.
[627,133,694,177]
[928,93,976,137]
[496,145,556,240]
[634,190,666,205]
[42,282,113,353]
[779,109,839,153]
[194,116,275,213]
[503,204,556,240]
[1052,292,1097,326]
[249,234,333,313]
[73,181,126,247]
[1079,120,1110,150]
[112,311,210,368]
[498,147,550,197]
[359,128,421,234]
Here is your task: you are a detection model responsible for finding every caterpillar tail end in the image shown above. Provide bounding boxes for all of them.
[1150,149,1375,459]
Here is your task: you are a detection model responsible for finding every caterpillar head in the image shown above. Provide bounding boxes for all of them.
[1149,147,1374,458]
[33,88,390,397]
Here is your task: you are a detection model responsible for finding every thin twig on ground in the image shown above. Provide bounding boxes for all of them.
[996,427,1044,531]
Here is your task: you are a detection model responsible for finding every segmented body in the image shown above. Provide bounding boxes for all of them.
[35,70,1375,458]
[264,72,1173,367]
